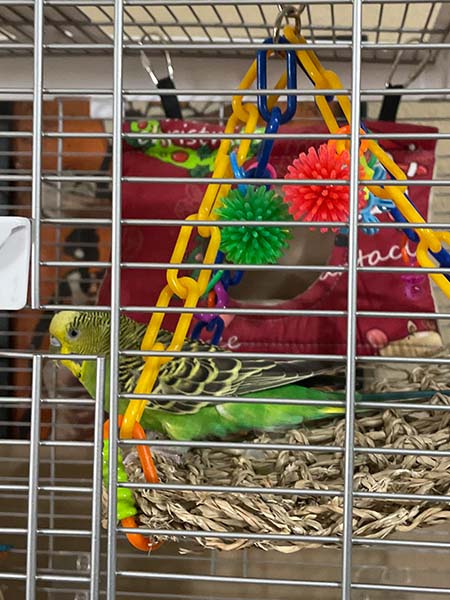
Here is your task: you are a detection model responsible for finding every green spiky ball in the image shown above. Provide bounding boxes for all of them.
[215,186,292,265]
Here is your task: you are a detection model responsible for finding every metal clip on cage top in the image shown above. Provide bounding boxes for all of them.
[386,39,433,90]
[139,33,182,119]
[379,38,433,122]
[273,4,305,43]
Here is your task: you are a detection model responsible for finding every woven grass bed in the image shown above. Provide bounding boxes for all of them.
[102,361,450,553]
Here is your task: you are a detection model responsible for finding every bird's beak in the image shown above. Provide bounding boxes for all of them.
[48,335,82,379]
[49,336,62,353]
[49,337,62,368]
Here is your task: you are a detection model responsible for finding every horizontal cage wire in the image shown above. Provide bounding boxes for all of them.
[2,1,450,599]
[0,1,447,64]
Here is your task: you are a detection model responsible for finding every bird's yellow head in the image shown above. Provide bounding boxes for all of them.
[49,310,111,378]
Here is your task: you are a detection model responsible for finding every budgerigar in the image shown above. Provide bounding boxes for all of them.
[48,310,439,440]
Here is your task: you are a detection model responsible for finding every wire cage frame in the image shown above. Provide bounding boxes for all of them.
[0,0,449,63]
[2,1,450,600]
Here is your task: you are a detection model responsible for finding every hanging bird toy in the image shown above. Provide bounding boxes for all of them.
[49,13,450,553]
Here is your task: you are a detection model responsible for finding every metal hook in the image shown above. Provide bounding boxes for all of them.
[385,37,433,88]
[139,33,174,87]
[273,4,305,44]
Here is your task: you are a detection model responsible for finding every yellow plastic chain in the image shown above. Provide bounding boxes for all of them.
[121,24,450,441]
[120,46,289,439]
[282,25,450,298]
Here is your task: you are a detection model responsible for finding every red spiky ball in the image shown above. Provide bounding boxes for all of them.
[282,142,366,232]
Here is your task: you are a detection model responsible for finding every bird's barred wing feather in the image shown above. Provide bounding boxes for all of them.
[119,353,338,416]
[117,333,225,411]
[116,322,339,415]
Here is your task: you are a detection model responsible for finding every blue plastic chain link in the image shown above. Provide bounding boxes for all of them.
[191,316,225,346]
[191,252,242,345]
[250,107,282,180]
[229,151,247,195]
[257,36,298,125]
[250,36,300,181]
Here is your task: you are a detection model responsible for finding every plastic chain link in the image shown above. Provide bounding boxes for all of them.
[120,40,295,442]
[112,25,450,551]
[103,417,162,552]
[113,35,301,550]
[112,40,294,553]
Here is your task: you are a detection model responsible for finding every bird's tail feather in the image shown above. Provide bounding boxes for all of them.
[358,389,450,403]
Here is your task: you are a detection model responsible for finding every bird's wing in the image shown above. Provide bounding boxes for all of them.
[117,326,176,394]
[118,327,340,415]
[150,355,339,414]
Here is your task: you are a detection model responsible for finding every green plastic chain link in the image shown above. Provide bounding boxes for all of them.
[102,440,138,521]
[204,269,225,295]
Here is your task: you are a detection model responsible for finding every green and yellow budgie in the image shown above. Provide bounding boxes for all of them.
[48,310,439,441]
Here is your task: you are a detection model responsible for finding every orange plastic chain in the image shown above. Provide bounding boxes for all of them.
[103,417,162,552]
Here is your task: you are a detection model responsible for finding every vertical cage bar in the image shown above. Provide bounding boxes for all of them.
[31,0,44,309]
[340,0,363,597]
[90,357,106,600]
[47,96,64,575]
[107,0,124,598]
[25,355,42,600]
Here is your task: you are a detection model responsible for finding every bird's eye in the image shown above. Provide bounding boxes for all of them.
[67,328,80,340]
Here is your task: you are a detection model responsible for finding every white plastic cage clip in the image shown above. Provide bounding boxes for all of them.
[0,216,31,310]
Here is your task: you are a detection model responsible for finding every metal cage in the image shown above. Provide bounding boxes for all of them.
[1,1,450,599]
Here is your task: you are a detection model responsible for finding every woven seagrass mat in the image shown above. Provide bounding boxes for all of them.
[102,360,450,554]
